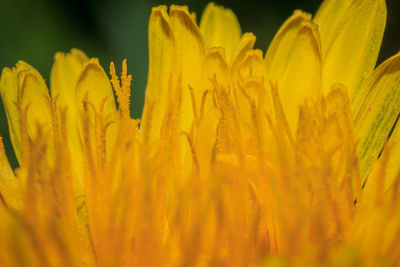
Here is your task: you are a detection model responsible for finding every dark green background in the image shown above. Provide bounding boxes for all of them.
[0,0,399,167]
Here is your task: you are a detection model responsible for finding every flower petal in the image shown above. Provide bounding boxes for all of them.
[236,49,269,125]
[18,65,53,143]
[51,49,88,109]
[0,138,22,211]
[230,33,257,126]
[0,62,53,162]
[75,58,118,156]
[264,10,311,83]
[381,123,400,193]
[0,64,24,161]
[200,47,230,96]
[353,52,400,183]
[313,0,354,52]
[319,0,386,97]
[196,48,229,176]
[51,48,88,102]
[279,22,322,132]
[236,49,273,156]
[231,33,256,71]
[51,49,88,147]
[200,2,241,61]
[169,5,205,134]
[51,49,90,223]
[141,6,176,143]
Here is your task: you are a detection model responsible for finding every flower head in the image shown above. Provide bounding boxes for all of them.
[0,1,400,266]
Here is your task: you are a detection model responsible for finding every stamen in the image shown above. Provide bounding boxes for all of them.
[110,60,132,118]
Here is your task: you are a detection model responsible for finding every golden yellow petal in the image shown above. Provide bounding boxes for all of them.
[50,49,90,236]
[353,52,400,183]
[18,63,53,144]
[381,123,400,193]
[51,48,88,110]
[51,49,88,147]
[1,61,54,191]
[200,47,230,98]
[264,10,311,83]
[239,49,266,86]
[229,33,257,139]
[51,48,88,97]
[314,0,354,52]
[0,65,23,161]
[279,22,322,132]
[141,6,176,143]
[236,49,268,124]
[75,58,118,157]
[236,49,273,157]
[200,2,241,61]
[230,33,262,146]
[0,61,49,162]
[0,138,22,211]
[320,0,386,97]
[198,47,230,125]
[75,60,117,249]
[195,48,229,176]
[169,5,205,134]
[231,32,256,69]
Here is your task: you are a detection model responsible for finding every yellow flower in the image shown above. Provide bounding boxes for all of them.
[0,1,400,266]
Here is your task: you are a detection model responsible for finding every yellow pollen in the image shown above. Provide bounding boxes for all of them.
[110,59,132,118]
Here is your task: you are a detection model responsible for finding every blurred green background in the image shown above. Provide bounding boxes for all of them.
[0,0,399,167]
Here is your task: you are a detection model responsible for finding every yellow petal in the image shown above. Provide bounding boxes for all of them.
[75,58,118,156]
[381,123,400,193]
[238,49,266,87]
[320,0,386,97]
[230,32,256,132]
[0,64,24,161]
[51,48,88,123]
[236,49,273,156]
[18,65,53,143]
[231,33,256,69]
[1,62,53,163]
[51,48,88,102]
[236,49,269,126]
[200,47,230,95]
[353,52,400,183]
[50,48,88,162]
[141,6,176,143]
[230,33,258,138]
[169,5,205,134]
[0,137,22,211]
[200,47,230,115]
[200,2,241,61]
[264,10,311,83]
[50,49,89,225]
[195,48,229,176]
[313,0,354,52]
[279,22,322,132]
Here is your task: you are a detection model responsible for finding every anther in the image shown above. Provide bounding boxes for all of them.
[110,60,132,118]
